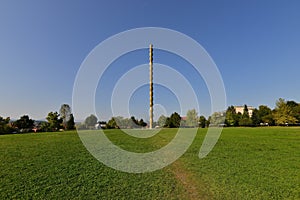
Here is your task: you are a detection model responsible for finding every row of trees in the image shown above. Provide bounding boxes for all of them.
[157,110,209,128]
[39,104,76,132]
[80,110,208,130]
[0,116,14,134]
[222,98,300,127]
[102,110,206,129]
[77,115,148,130]
[157,112,181,128]
[0,104,75,134]
[105,116,147,129]
[39,104,76,131]
[92,110,207,129]
[156,98,300,128]
[1,98,299,134]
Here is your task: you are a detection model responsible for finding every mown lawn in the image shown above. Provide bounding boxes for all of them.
[0,127,299,199]
[181,127,300,199]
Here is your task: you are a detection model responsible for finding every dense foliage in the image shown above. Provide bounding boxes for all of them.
[0,104,75,134]
[1,98,300,134]
[223,98,300,127]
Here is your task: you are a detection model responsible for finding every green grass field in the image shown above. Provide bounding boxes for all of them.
[1,128,299,199]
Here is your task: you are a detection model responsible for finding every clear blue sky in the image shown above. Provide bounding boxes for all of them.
[1,0,300,121]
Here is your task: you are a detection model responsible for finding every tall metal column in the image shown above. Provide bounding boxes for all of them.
[149,44,153,129]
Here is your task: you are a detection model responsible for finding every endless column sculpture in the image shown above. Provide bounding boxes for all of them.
[149,44,153,129]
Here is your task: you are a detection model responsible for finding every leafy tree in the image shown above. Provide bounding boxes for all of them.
[165,112,181,128]
[273,98,297,125]
[164,117,171,128]
[130,116,137,124]
[138,119,147,127]
[286,101,300,122]
[199,115,207,128]
[171,112,181,128]
[46,112,63,131]
[157,115,167,127]
[107,117,118,129]
[206,116,211,127]
[0,116,14,134]
[130,116,139,128]
[242,105,250,118]
[225,106,239,126]
[0,116,10,126]
[109,116,146,129]
[85,114,98,129]
[13,115,35,132]
[209,112,225,126]
[239,105,253,126]
[294,105,300,123]
[258,105,273,118]
[66,114,75,130]
[40,121,50,132]
[59,104,71,129]
[186,109,198,127]
[258,105,274,125]
[251,108,260,126]
[113,116,125,128]
[252,105,274,126]
[239,118,253,126]
[116,116,136,129]
[261,114,275,126]
[286,100,298,108]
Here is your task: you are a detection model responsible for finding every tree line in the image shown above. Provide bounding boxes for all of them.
[104,110,202,129]
[215,98,300,127]
[1,98,300,134]
[0,104,75,134]
[157,98,300,128]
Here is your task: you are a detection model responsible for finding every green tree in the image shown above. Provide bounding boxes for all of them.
[13,115,35,132]
[239,105,253,126]
[186,109,198,127]
[59,104,71,129]
[251,108,260,126]
[286,100,298,108]
[242,105,249,118]
[261,114,275,126]
[66,114,75,130]
[130,116,139,128]
[252,105,274,126]
[113,116,125,128]
[138,119,147,127]
[40,121,50,132]
[206,116,211,127]
[46,112,62,131]
[0,116,13,134]
[209,112,225,126]
[164,117,171,128]
[107,117,118,129]
[286,100,300,123]
[166,112,181,128]
[85,114,98,129]
[294,104,300,123]
[258,105,273,118]
[225,106,239,126]
[259,105,274,125]
[157,115,167,127]
[198,115,207,128]
[273,98,297,125]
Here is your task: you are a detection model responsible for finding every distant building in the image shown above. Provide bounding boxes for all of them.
[95,121,107,129]
[234,106,255,117]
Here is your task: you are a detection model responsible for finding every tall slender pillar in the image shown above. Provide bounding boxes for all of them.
[149,44,153,129]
